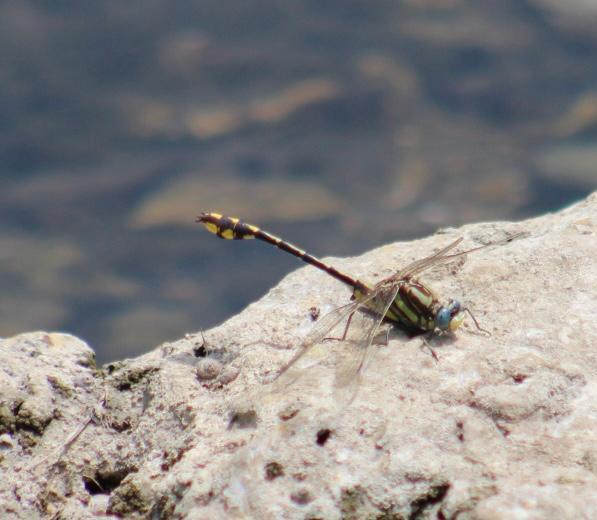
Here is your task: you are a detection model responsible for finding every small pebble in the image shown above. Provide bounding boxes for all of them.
[195,358,222,380]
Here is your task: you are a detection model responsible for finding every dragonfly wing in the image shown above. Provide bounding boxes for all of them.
[333,285,400,403]
[382,237,468,284]
[272,298,363,387]
[394,232,523,281]
[272,288,389,389]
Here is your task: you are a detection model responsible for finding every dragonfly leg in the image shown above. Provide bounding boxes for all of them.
[419,334,439,362]
[465,308,491,335]
[323,311,355,342]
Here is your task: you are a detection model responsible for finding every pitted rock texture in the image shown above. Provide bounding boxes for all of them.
[1,192,596,519]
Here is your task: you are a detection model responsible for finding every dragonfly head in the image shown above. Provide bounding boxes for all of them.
[436,299,465,332]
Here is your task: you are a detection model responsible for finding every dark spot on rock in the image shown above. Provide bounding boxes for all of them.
[409,483,449,519]
[512,373,527,384]
[456,420,465,442]
[316,428,331,446]
[228,409,258,429]
[194,344,207,358]
[83,466,135,495]
[107,414,132,433]
[83,475,106,495]
[264,461,284,480]
[105,362,122,375]
[278,406,299,422]
[290,489,312,505]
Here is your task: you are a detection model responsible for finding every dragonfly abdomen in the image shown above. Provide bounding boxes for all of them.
[197,212,371,294]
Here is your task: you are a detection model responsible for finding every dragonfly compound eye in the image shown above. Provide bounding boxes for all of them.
[436,308,451,330]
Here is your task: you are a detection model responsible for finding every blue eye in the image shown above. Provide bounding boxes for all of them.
[436,308,451,330]
[448,299,461,313]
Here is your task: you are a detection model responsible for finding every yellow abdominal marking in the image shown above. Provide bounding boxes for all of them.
[204,222,219,234]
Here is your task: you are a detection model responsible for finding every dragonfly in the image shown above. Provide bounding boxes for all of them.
[197,212,519,392]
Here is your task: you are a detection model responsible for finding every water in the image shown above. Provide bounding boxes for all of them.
[1,1,596,362]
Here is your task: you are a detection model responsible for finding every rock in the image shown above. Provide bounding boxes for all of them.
[1,192,596,519]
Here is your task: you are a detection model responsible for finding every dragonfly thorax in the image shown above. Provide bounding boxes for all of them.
[376,279,467,334]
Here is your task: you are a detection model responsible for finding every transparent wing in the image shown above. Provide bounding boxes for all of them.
[391,232,524,282]
[387,237,464,282]
[272,288,390,390]
[271,298,362,387]
[332,284,400,404]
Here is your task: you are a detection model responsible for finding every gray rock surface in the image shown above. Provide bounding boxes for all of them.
[1,193,596,519]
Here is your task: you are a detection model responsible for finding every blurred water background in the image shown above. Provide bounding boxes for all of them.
[1,1,596,362]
